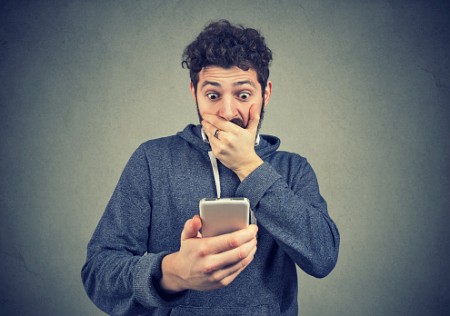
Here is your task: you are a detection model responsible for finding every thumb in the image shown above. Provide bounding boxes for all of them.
[181,215,202,241]
[247,104,261,134]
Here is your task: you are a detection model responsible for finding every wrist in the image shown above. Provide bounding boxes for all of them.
[235,156,264,181]
[160,252,185,294]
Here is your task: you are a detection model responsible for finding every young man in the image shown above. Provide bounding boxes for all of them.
[82,20,340,315]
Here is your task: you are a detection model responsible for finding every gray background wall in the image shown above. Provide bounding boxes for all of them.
[1,1,449,315]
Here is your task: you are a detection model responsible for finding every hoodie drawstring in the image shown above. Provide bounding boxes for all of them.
[208,151,221,198]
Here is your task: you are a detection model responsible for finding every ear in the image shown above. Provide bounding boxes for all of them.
[263,81,273,106]
[189,82,196,102]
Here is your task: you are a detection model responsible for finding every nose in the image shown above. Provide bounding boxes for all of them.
[218,96,238,121]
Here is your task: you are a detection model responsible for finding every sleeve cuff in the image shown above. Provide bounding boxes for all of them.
[235,162,282,211]
[133,252,188,308]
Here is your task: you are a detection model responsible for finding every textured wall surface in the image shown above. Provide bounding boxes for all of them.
[1,1,449,315]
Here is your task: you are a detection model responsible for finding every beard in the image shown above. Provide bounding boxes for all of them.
[196,98,265,132]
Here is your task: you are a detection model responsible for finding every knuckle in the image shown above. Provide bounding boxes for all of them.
[238,247,247,260]
[222,136,232,145]
[241,254,253,268]
[209,273,221,283]
[228,236,239,249]
[197,244,209,257]
[217,145,226,155]
[202,263,215,274]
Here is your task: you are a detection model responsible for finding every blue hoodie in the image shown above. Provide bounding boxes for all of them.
[81,124,339,316]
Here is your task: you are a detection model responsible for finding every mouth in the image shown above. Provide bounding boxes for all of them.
[230,118,246,128]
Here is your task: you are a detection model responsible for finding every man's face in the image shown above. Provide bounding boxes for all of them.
[190,66,272,129]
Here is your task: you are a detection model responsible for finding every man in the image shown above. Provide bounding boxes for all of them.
[82,20,339,315]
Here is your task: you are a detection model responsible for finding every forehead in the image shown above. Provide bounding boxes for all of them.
[198,66,259,88]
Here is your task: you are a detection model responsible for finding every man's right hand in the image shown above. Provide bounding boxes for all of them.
[160,215,258,293]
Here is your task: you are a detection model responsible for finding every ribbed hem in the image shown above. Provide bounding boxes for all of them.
[133,251,188,308]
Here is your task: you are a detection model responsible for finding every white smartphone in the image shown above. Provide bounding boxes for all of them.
[199,198,250,237]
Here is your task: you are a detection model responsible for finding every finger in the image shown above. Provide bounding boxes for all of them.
[193,215,203,238]
[181,215,202,241]
[203,114,239,133]
[246,104,260,134]
[201,120,226,150]
[207,244,257,283]
[218,266,245,287]
[201,120,220,139]
[203,224,258,254]
[204,237,257,273]
[199,266,247,291]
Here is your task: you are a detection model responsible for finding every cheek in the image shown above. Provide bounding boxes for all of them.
[196,100,217,116]
[238,110,250,124]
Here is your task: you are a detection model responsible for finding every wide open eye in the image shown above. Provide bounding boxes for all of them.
[207,92,219,100]
[238,92,251,100]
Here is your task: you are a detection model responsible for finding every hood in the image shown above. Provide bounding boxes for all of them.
[177,124,281,159]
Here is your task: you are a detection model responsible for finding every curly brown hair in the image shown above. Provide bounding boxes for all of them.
[182,20,273,94]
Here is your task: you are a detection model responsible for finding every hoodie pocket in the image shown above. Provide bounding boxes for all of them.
[169,303,280,316]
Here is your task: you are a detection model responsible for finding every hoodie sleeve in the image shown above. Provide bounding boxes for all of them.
[235,157,340,278]
[81,145,188,315]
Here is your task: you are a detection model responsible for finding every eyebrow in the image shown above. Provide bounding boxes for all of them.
[201,81,221,89]
[235,80,257,88]
[200,80,257,89]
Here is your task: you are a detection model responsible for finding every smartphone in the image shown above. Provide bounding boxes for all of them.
[199,198,250,237]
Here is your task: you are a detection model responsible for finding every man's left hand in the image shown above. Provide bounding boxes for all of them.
[202,105,264,181]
